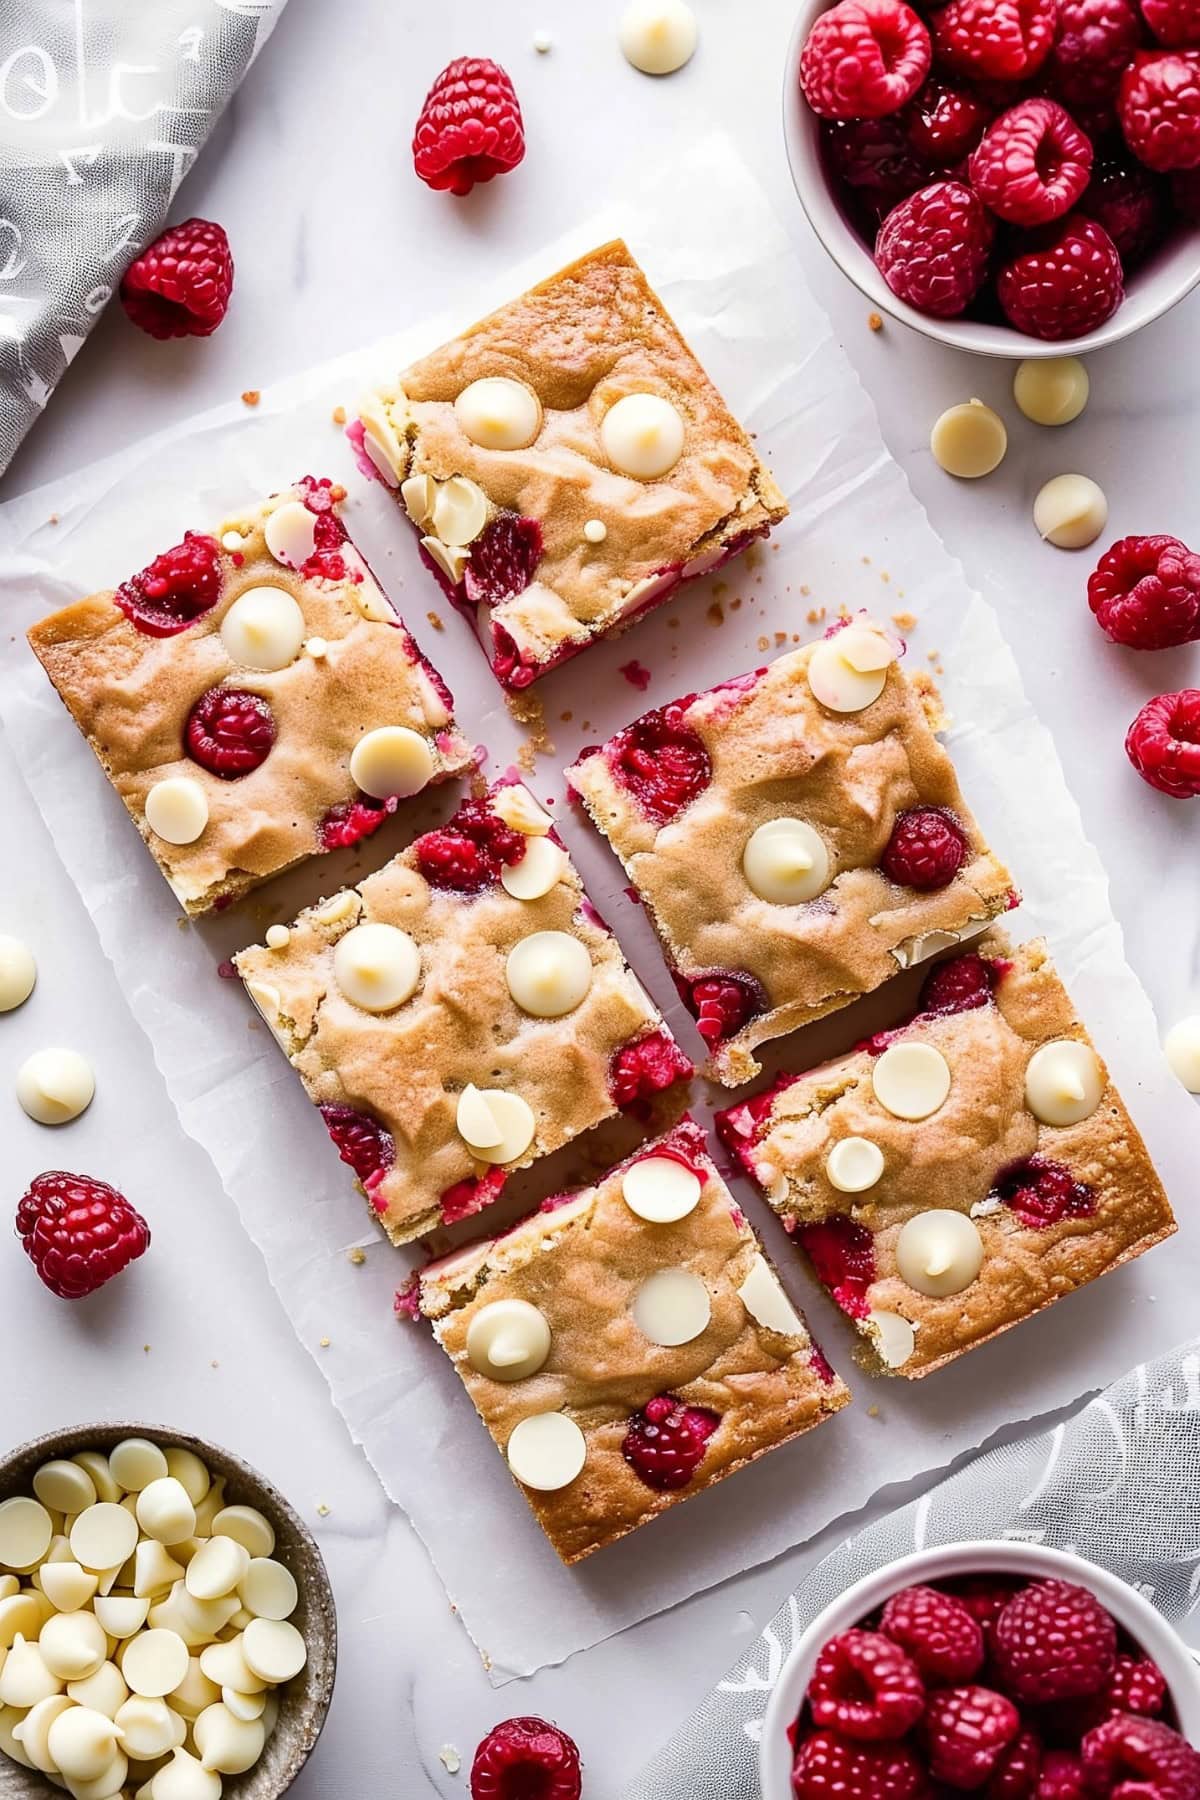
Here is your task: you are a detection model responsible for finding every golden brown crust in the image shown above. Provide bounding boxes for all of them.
[418,1120,849,1563]
[27,484,471,914]
[569,629,1014,1084]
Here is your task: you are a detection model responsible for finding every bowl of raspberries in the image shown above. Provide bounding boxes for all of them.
[785,0,1200,352]
[759,1540,1200,1800]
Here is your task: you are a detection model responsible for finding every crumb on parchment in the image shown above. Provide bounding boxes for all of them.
[241,389,260,407]
[331,404,347,425]
[892,611,917,631]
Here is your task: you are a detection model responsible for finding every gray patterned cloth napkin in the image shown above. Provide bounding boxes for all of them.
[625,1339,1200,1799]
[0,0,287,479]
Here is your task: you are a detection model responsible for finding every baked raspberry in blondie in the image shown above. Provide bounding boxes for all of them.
[568,619,1013,1085]
[417,1118,848,1562]
[716,933,1175,1378]
[234,781,693,1245]
[351,240,787,689]
[28,478,471,914]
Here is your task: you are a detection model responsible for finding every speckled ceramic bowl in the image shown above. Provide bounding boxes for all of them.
[0,1423,337,1799]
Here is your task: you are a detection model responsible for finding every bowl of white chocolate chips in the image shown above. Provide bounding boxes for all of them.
[0,1425,336,1800]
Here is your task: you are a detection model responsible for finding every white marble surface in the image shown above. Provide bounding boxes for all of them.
[3,0,1199,1794]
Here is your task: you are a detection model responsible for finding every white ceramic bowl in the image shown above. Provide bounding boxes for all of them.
[759,1538,1200,1800]
[783,0,1200,357]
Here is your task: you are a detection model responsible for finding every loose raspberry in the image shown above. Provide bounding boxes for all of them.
[919,952,1001,1018]
[1088,534,1200,650]
[798,1216,877,1318]
[1143,0,1200,48]
[683,969,768,1047]
[992,1157,1096,1228]
[882,807,967,888]
[1081,1715,1200,1800]
[799,0,932,120]
[1119,51,1200,170]
[1082,157,1170,269]
[808,1630,926,1741]
[1038,1753,1087,1800]
[792,1731,930,1800]
[607,701,712,824]
[470,1717,582,1800]
[415,798,526,893]
[608,1029,693,1106]
[622,1393,719,1490]
[923,1686,1021,1789]
[880,1584,986,1683]
[115,532,223,637]
[185,687,275,778]
[1047,0,1142,119]
[318,1105,395,1186]
[441,1168,508,1224]
[119,218,233,340]
[988,1730,1043,1800]
[997,215,1124,340]
[876,181,995,317]
[17,1171,151,1300]
[413,58,525,196]
[932,0,1056,82]
[969,101,1094,226]
[464,514,543,607]
[905,77,993,162]
[318,795,398,850]
[823,116,935,219]
[1126,689,1200,797]
[992,1579,1116,1704]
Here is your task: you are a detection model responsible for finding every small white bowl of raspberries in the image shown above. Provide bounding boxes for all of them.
[759,1540,1200,1800]
[784,0,1200,353]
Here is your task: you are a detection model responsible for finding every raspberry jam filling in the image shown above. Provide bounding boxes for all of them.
[415,798,526,893]
[295,474,351,581]
[185,687,276,778]
[797,1216,876,1319]
[318,1104,396,1186]
[608,1028,693,1107]
[319,794,399,851]
[606,700,712,826]
[626,1118,709,1184]
[115,532,224,637]
[464,513,543,607]
[680,969,768,1048]
[991,1155,1096,1228]
[621,1393,720,1491]
[440,1167,508,1225]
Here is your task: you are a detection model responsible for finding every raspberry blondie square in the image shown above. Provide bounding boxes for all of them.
[416,1118,848,1563]
[234,781,693,1245]
[716,934,1176,1379]
[351,239,787,689]
[569,619,1014,1085]
[28,478,471,914]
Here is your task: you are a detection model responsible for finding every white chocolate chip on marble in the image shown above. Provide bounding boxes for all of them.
[619,0,698,74]
[872,1042,951,1121]
[930,400,1007,479]
[264,498,318,569]
[505,930,593,1017]
[1164,1016,1200,1093]
[601,393,685,479]
[466,1299,553,1382]
[16,1046,96,1127]
[743,817,831,905]
[219,586,306,671]
[333,921,421,1013]
[1014,356,1089,426]
[1033,473,1108,549]
[1024,1038,1103,1125]
[826,1137,885,1194]
[506,1414,587,1491]
[349,724,434,800]
[621,1155,702,1224]
[145,777,209,846]
[896,1209,984,1298]
[738,1253,805,1336]
[0,934,36,1012]
[454,377,542,452]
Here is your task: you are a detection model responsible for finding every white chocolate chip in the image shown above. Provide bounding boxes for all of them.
[186,1536,249,1602]
[533,29,553,51]
[115,1694,186,1760]
[263,498,318,569]
[619,0,698,74]
[109,1439,169,1493]
[455,1087,536,1163]
[39,1609,108,1680]
[420,536,471,585]
[1024,1038,1103,1126]
[333,921,421,1013]
[930,399,1007,479]
[34,1460,96,1516]
[40,1561,99,1613]
[349,724,434,800]
[242,1617,306,1684]
[500,838,566,901]
[223,1686,266,1721]
[122,1628,191,1698]
[826,1136,885,1194]
[491,785,552,835]
[432,475,490,547]
[209,1508,274,1561]
[738,1253,805,1336]
[401,473,437,528]
[456,1083,505,1150]
[583,518,607,544]
[70,1504,139,1574]
[265,925,290,951]
[0,934,36,1011]
[72,1454,119,1506]
[505,930,593,1017]
[632,1268,711,1346]
[454,377,542,452]
[743,817,831,905]
[304,636,328,659]
[238,1558,297,1622]
[351,579,395,623]
[621,1154,702,1223]
[0,1495,54,1569]
[134,1540,185,1601]
[1014,355,1089,426]
[0,1599,44,1656]
[0,1637,61,1708]
[466,1299,552,1382]
[194,1700,266,1774]
[47,1704,123,1781]
[872,1042,951,1121]
[220,530,245,553]
[197,1638,265,1698]
[1034,473,1108,549]
[153,1746,223,1799]
[145,777,208,846]
[12,1692,72,1772]
[66,1659,128,1719]
[220,586,305,671]
[896,1209,984,1298]
[1164,1016,1200,1093]
[136,1479,197,1546]
[601,393,685,479]
[94,1595,150,1639]
[868,1310,916,1369]
[807,629,893,712]
[309,892,359,929]
[506,1414,587,1491]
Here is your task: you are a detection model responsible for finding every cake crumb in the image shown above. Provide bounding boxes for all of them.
[707,601,725,627]
[533,29,552,52]
[48,512,59,526]
[757,635,770,652]
[211,1360,219,1369]
[799,584,811,597]
[316,1502,330,1517]
[319,1336,331,1349]
[560,710,573,723]
[774,630,787,647]
[868,312,884,332]
[880,570,890,583]
[730,596,742,611]
[506,689,553,761]
[426,611,444,631]
[892,610,918,630]
[667,615,680,629]
[143,1344,151,1354]
[241,389,260,407]
[439,1745,462,1774]
[331,404,347,425]
[330,482,347,503]
[348,1247,366,1266]
[713,581,729,599]
[867,1403,881,1418]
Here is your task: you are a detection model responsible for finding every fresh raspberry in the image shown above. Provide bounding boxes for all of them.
[923,1686,1021,1789]
[1171,164,1200,216]
[808,1630,926,1741]
[608,1029,693,1106]
[988,1730,1044,1800]
[992,1579,1117,1704]
[952,1578,1024,1637]
[1143,0,1200,48]
[992,1157,1096,1228]
[1047,0,1142,119]
[1053,1653,1170,1737]
[441,1168,508,1224]
[997,215,1124,340]
[1081,1715,1200,1800]
[621,1394,719,1491]
[1126,689,1200,797]
[607,701,712,825]
[1119,52,1200,170]
[413,58,525,196]
[1082,158,1170,269]
[876,181,995,317]
[798,1216,877,1318]
[823,116,935,219]
[464,514,543,607]
[879,1585,985,1683]
[318,794,397,850]
[792,1730,930,1800]
[932,0,1056,81]
[115,532,223,637]
[185,688,275,778]
[919,952,1001,1018]
[969,101,1094,226]
[1038,1753,1088,1800]
[17,1171,151,1300]
[683,969,768,1047]
[905,77,993,162]
[1088,535,1200,650]
[318,1105,395,1186]
[415,798,526,892]
[882,808,968,888]
[469,1717,582,1800]
[119,218,233,340]
[799,0,932,120]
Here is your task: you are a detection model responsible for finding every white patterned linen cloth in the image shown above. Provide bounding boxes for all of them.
[625,1340,1200,1799]
[0,0,287,479]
